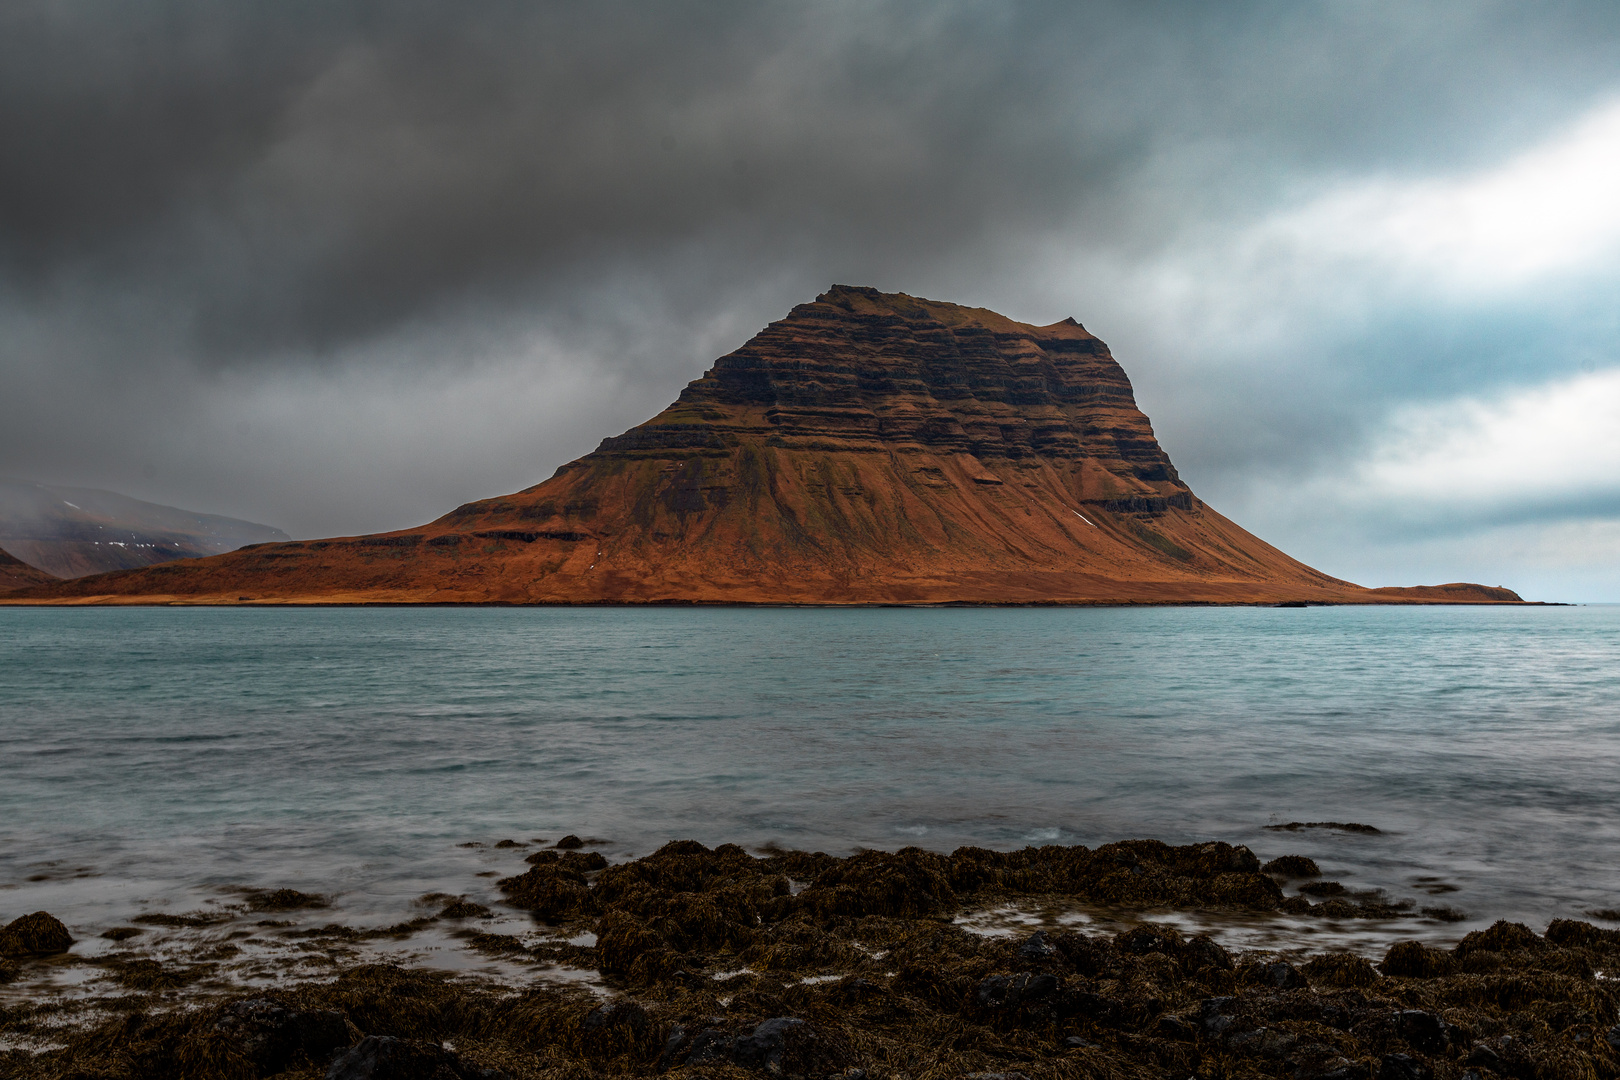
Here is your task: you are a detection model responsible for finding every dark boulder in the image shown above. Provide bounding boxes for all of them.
[732,1017,855,1078]
[210,998,351,1075]
[1263,855,1323,878]
[975,972,1059,1010]
[1260,961,1307,989]
[325,1035,505,1080]
[0,911,73,956]
[1378,1053,1432,1080]
[1394,1010,1449,1055]
[1380,941,1453,978]
[1182,933,1233,972]
[1302,952,1379,988]
[1017,930,1057,961]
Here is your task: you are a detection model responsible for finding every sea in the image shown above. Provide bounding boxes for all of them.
[2,603,1619,992]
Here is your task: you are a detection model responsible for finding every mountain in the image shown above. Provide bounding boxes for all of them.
[5,287,1520,605]
[0,545,57,592]
[0,478,289,579]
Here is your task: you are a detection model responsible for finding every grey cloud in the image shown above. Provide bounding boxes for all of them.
[4,0,1620,569]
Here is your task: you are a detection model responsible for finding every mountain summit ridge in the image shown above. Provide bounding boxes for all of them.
[5,286,1522,605]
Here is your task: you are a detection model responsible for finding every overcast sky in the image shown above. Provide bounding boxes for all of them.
[4,1,1620,599]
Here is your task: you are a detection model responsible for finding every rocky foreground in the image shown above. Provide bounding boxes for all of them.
[5,838,1617,1080]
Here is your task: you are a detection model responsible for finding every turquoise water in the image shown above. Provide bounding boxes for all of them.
[2,604,1619,954]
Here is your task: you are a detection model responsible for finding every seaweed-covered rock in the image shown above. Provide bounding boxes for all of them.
[1263,854,1323,878]
[1302,952,1380,988]
[0,910,73,955]
[325,1035,505,1079]
[732,1016,855,1078]
[496,863,596,920]
[1454,920,1543,956]
[801,847,956,918]
[1381,941,1454,978]
[202,997,351,1076]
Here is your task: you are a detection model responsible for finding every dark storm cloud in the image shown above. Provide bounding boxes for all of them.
[8,0,1619,358]
[4,0,1620,592]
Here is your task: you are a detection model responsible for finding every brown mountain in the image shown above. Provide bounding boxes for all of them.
[5,286,1519,606]
[0,545,57,592]
[0,478,289,579]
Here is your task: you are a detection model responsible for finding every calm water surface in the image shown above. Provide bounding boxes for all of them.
[2,604,1618,969]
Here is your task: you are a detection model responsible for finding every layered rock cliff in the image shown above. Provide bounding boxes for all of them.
[6,287,1521,605]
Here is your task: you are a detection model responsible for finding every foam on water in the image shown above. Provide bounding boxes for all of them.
[3,603,1619,989]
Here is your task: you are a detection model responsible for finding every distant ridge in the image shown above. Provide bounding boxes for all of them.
[6,287,1522,605]
[0,478,289,579]
[0,544,56,592]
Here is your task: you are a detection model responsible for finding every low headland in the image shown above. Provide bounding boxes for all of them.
[5,835,1616,1080]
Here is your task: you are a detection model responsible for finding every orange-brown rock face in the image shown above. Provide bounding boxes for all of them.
[7,287,1522,605]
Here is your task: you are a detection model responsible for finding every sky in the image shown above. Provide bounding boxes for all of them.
[3,1,1620,600]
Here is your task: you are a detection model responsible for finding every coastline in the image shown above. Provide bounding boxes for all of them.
[6,837,1618,1080]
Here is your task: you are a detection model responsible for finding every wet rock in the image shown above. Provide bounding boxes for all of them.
[524,848,608,870]
[1380,941,1454,978]
[555,834,585,849]
[1394,1010,1449,1055]
[1063,1035,1099,1049]
[579,1001,650,1058]
[676,1027,735,1069]
[100,926,143,941]
[1378,1053,1432,1080]
[1051,930,1112,976]
[731,1016,855,1077]
[492,839,524,848]
[1116,924,1180,955]
[1606,1024,1620,1053]
[1455,920,1542,955]
[1263,855,1323,878]
[1302,1061,1370,1080]
[802,847,956,918]
[1200,996,1240,1038]
[1301,880,1348,897]
[1155,1014,1194,1040]
[210,997,351,1075]
[437,900,492,919]
[976,972,1059,1008]
[1017,930,1056,960]
[0,910,73,955]
[1266,822,1382,835]
[1230,1026,1298,1059]
[1302,952,1379,988]
[246,888,327,912]
[1260,961,1307,989]
[1183,933,1234,971]
[325,1035,504,1080]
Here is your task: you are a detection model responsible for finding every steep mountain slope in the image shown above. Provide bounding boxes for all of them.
[0,478,290,579]
[0,545,56,592]
[6,287,1519,605]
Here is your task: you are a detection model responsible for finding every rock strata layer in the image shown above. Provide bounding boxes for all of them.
[6,287,1522,605]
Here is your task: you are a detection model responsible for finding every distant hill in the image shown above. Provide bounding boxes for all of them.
[0,545,57,592]
[0,479,289,579]
[4,287,1522,605]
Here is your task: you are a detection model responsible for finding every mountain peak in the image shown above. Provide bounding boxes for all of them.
[3,289,1521,606]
